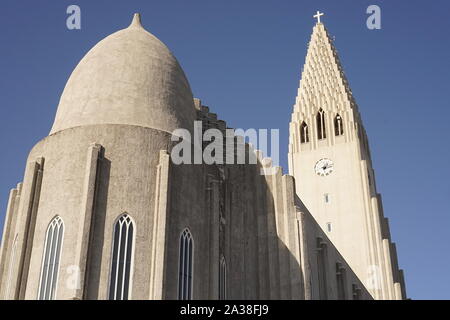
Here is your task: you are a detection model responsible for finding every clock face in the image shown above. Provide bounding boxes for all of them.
[314,158,334,176]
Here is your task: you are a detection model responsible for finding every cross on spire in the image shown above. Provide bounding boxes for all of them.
[313,11,324,24]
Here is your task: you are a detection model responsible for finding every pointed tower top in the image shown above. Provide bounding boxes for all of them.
[313,11,324,24]
[290,11,359,122]
[128,13,143,29]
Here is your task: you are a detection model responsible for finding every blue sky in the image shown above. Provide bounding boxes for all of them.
[0,0,449,299]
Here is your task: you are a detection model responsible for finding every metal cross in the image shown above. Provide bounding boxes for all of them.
[313,11,324,23]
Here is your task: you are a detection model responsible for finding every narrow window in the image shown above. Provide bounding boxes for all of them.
[108,214,135,300]
[336,263,347,300]
[38,216,64,300]
[4,234,18,299]
[178,228,194,300]
[219,256,227,300]
[324,193,329,203]
[316,109,327,140]
[317,238,328,299]
[334,114,344,136]
[326,222,332,233]
[300,121,309,143]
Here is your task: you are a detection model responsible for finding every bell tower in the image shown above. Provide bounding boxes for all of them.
[288,14,406,299]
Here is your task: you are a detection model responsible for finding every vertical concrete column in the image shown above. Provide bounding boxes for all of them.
[311,112,318,150]
[17,157,44,299]
[398,270,407,299]
[326,112,333,147]
[359,160,378,299]
[382,239,395,300]
[282,175,302,299]
[264,173,280,299]
[296,211,311,300]
[208,175,220,299]
[71,143,102,300]
[272,168,291,300]
[394,283,402,300]
[276,172,291,300]
[371,196,389,299]
[287,145,295,177]
[0,187,19,297]
[245,165,259,299]
[2,184,22,299]
[255,173,269,299]
[149,150,170,299]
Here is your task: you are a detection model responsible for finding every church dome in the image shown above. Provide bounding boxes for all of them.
[50,13,196,135]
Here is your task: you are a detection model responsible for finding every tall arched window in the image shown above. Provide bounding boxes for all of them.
[4,234,18,299]
[108,214,135,300]
[178,228,193,300]
[219,256,227,300]
[300,121,309,143]
[334,114,344,136]
[316,109,327,140]
[38,216,64,300]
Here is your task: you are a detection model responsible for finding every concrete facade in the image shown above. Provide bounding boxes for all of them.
[0,14,405,300]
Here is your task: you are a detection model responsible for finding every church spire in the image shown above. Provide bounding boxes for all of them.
[291,15,359,132]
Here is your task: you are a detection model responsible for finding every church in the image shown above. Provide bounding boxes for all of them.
[0,13,406,300]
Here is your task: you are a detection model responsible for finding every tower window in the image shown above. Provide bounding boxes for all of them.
[108,213,135,300]
[324,193,330,203]
[219,256,227,300]
[316,109,327,140]
[38,216,64,300]
[334,114,344,136]
[178,228,194,300]
[326,222,332,232]
[300,121,309,143]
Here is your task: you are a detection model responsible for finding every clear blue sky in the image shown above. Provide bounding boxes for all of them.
[0,0,449,299]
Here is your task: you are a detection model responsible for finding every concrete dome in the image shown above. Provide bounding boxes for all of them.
[50,14,196,135]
